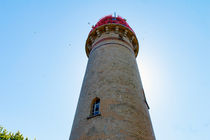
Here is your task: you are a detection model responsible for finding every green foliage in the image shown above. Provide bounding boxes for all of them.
[0,126,34,140]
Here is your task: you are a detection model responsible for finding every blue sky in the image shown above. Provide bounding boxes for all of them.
[0,0,209,140]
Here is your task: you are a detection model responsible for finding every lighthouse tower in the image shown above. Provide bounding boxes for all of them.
[69,15,155,140]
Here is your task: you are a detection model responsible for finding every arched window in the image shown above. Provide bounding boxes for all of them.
[91,97,100,116]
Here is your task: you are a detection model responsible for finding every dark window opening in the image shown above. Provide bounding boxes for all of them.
[87,97,101,119]
[91,98,100,116]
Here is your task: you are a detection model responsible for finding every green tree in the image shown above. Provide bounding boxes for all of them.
[0,126,34,140]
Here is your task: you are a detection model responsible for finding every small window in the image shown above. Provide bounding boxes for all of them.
[91,98,100,116]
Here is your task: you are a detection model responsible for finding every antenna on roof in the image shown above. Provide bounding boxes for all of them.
[114,12,116,18]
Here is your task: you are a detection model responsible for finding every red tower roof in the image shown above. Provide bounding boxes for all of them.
[89,15,134,34]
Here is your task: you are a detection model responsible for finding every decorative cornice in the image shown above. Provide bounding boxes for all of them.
[91,37,132,49]
[85,24,139,57]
